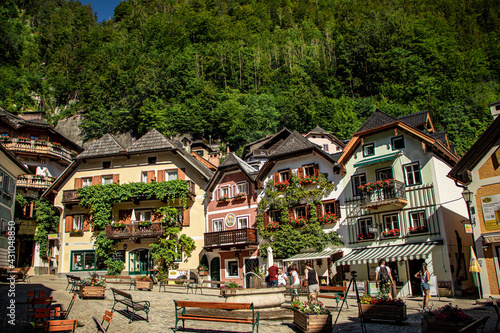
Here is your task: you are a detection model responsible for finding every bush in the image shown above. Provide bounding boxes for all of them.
[105,258,125,276]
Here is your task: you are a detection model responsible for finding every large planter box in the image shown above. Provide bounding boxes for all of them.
[421,315,473,333]
[79,285,105,299]
[359,304,407,323]
[198,270,209,276]
[136,280,154,290]
[293,310,332,333]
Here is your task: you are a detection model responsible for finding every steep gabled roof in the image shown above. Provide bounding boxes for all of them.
[191,151,217,171]
[304,125,346,148]
[449,115,500,184]
[127,129,175,153]
[77,134,125,159]
[308,125,329,134]
[430,131,449,146]
[206,152,258,192]
[241,128,292,160]
[272,130,316,157]
[356,111,397,133]
[397,110,435,133]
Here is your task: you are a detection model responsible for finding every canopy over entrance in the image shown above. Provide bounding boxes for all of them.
[283,249,341,262]
[334,242,438,266]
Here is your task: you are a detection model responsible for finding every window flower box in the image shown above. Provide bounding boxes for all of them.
[382,229,400,237]
[233,193,247,200]
[318,213,338,225]
[111,222,126,229]
[357,232,375,241]
[291,217,308,227]
[274,180,290,190]
[300,176,318,186]
[266,222,280,231]
[218,195,230,202]
[18,137,30,142]
[409,226,428,234]
[34,139,47,145]
[138,220,152,229]
[70,230,83,237]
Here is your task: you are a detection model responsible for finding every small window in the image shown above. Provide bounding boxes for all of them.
[102,161,111,169]
[73,215,84,231]
[0,171,3,190]
[236,182,247,195]
[135,210,152,222]
[213,219,223,232]
[226,261,238,277]
[404,162,421,186]
[30,136,38,140]
[219,186,230,199]
[237,216,248,229]
[174,246,184,263]
[409,211,427,228]
[391,136,405,150]
[279,170,290,182]
[166,170,178,181]
[270,210,281,223]
[376,167,393,181]
[82,177,92,188]
[303,165,315,177]
[383,214,399,231]
[102,175,113,185]
[351,173,367,197]
[147,157,157,165]
[323,201,337,215]
[336,146,342,151]
[358,218,374,237]
[323,144,329,152]
[295,206,307,218]
[195,150,204,156]
[363,143,374,157]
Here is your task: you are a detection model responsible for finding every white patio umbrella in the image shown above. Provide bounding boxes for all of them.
[267,246,273,269]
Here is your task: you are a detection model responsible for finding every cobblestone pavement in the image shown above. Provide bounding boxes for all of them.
[0,275,497,333]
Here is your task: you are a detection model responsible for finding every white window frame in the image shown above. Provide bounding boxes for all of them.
[237,216,249,229]
[351,173,367,197]
[82,177,92,188]
[358,217,373,235]
[225,259,239,278]
[363,143,375,156]
[294,206,307,219]
[270,210,281,223]
[303,165,315,177]
[174,245,184,263]
[213,219,223,232]
[382,214,399,231]
[323,144,329,152]
[134,210,152,222]
[279,170,290,182]
[409,211,427,228]
[218,186,231,200]
[141,171,149,183]
[73,215,84,231]
[101,175,113,185]
[166,169,178,181]
[404,162,421,186]
[235,182,247,195]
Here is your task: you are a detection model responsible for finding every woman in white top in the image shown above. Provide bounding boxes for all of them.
[277,268,288,286]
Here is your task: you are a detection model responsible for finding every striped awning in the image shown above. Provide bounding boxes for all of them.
[283,249,341,262]
[334,242,438,266]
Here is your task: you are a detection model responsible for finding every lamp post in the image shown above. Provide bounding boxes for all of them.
[461,188,483,299]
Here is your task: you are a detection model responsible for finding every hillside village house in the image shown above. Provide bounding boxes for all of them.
[304,125,346,154]
[0,144,29,267]
[334,111,472,297]
[448,105,500,297]
[255,131,346,284]
[204,153,259,287]
[44,129,213,277]
[0,109,82,273]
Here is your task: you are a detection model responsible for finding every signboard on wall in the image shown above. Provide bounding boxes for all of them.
[429,276,438,297]
[480,194,500,230]
[464,224,473,234]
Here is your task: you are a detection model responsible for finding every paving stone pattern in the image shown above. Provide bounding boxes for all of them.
[0,275,497,333]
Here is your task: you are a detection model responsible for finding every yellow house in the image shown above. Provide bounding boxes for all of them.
[449,108,500,297]
[44,129,213,277]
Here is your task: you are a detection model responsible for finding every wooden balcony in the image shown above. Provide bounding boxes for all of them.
[204,228,258,250]
[62,189,80,204]
[2,138,77,164]
[17,174,55,189]
[105,222,164,240]
[360,180,407,210]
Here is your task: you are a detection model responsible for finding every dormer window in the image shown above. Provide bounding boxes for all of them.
[102,161,111,169]
[147,156,157,165]
[391,136,405,150]
[363,143,375,157]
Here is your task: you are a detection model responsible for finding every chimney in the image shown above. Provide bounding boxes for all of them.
[488,101,500,120]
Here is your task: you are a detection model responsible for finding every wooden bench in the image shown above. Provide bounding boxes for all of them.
[110,288,150,324]
[318,286,349,309]
[174,300,259,333]
[158,278,195,292]
[102,275,136,290]
[458,316,489,333]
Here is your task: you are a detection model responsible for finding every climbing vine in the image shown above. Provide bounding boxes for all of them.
[257,173,342,259]
[34,199,59,258]
[77,180,190,259]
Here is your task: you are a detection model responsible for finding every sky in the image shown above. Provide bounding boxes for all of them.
[85,0,122,22]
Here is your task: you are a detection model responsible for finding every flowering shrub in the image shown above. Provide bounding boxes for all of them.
[81,272,106,286]
[382,229,400,237]
[300,176,318,185]
[266,222,280,231]
[291,299,329,315]
[358,182,377,192]
[291,217,308,227]
[274,180,290,190]
[409,226,428,234]
[426,303,473,322]
[360,294,405,306]
[136,276,152,282]
[318,213,338,225]
[290,298,302,311]
[357,232,375,240]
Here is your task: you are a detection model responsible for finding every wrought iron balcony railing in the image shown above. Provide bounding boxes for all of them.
[359,180,407,209]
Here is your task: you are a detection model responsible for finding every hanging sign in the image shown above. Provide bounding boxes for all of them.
[464,224,473,234]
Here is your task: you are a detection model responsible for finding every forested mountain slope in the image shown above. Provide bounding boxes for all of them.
[1,0,499,154]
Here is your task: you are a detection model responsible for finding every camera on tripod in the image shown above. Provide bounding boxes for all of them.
[351,271,357,279]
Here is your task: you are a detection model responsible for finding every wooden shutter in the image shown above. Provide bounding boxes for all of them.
[273,172,279,184]
[287,169,292,180]
[157,170,165,182]
[334,200,341,218]
[92,176,101,185]
[152,212,163,223]
[298,167,304,179]
[119,210,132,223]
[147,170,155,183]
[314,164,320,177]
[263,211,269,228]
[74,178,82,189]
[315,204,323,217]
[83,215,91,231]
[182,207,190,226]
[288,208,294,220]
[65,215,74,232]
[112,174,119,184]
[178,168,185,180]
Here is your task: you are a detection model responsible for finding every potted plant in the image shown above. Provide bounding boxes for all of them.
[79,273,106,299]
[291,217,308,227]
[138,220,152,229]
[265,222,281,231]
[198,264,209,276]
[18,136,30,142]
[358,182,377,192]
[421,303,473,332]
[111,222,126,229]
[318,213,338,225]
[409,226,428,234]
[300,175,318,186]
[233,193,246,200]
[292,299,332,333]
[381,229,400,237]
[274,180,290,190]
[357,232,375,241]
[69,229,83,237]
[136,276,154,290]
[359,294,407,323]
[218,195,230,202]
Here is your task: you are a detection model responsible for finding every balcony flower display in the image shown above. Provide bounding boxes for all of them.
[111,222,126,229]
[318,213,338,225]
[34,139,47,145]
[291,217,308,227]
[381,178,395,187]
[300,175,318,186]
[274,180,290,190]
[357,232,375,241]
[51,141,62,147]
[233,193,246,200]
[382,229,400,237]
[266,222,280,231]
[138,220,152,228]
[218,195,229,202]
[0,135,10,141]
[409,226,428,234]
[70,229,83,236]
[358,182,377,192]
[18,136,30,142]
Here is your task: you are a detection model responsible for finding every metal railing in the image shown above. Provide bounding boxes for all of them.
[360,180,406,205]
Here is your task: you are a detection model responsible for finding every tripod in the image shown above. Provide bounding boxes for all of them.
[332,271,367,333]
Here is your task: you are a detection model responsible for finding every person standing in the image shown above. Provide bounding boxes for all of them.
[289,264,300,300]
[268,262,279,287]
[415,262,431,309]
[277,268,288,286]
[375,259,394,299]
[305,262,319,301]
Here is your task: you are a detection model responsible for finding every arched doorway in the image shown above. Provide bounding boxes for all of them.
[129,249,151,275]
[210,257,220,282]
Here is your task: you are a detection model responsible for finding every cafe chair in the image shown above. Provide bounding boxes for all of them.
[93,310,113,333]
[45,319,77,332]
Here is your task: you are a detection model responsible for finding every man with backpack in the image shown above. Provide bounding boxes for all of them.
[375,259,395,299]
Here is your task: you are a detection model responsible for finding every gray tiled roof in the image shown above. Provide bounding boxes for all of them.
[397,110,429,127]
[0,108,49,129]
[309,125,329,134]
[127,129,175,153]
[220,153,258,178]
[77,134,125,158]
[430,131,447,144]
[272,130,315,156]
[356,111,397,133]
